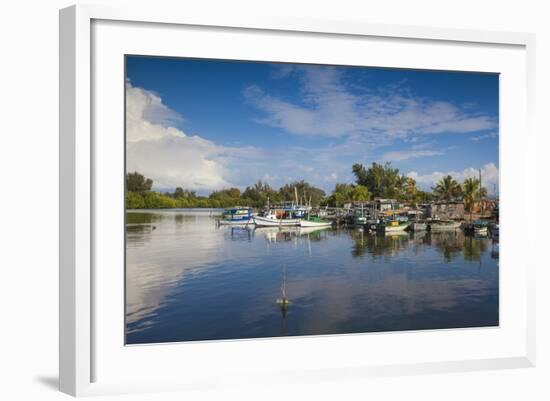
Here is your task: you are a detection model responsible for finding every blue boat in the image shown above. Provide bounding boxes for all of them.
[219,207,254,225]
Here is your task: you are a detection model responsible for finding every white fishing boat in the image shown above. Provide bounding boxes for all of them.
[410,222,427,231]
[299,215,332,228]
[429,220,461,231]
[382,220,409,233]
[253,211,301,227]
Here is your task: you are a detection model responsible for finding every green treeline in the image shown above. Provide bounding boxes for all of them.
[125,162,487,210]
[125,172,327,209]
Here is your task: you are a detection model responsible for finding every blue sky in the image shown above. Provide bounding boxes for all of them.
[125,56,499,195]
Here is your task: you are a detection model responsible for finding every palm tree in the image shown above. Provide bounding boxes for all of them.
[463,178,488,217]
[433,175,462,201]
[351,185,371,201]
[479,186,488,198]
[403,177,418,201]
[464,178,482,209]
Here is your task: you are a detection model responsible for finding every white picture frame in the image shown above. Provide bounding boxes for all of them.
[59,4,536,397]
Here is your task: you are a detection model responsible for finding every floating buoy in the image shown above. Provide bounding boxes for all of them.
[276,264,290,309]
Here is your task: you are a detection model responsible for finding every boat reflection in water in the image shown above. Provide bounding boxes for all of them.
[126,210,499,344]
[253,226,331,243]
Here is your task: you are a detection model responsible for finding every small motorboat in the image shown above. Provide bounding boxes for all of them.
[377,219,409,233]
[464,220,489,236]
[429,220,462,231]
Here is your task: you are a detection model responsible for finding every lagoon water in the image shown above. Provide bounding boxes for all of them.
[125,209,499,344]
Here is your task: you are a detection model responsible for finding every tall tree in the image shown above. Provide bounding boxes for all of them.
[433,175,462,201]
[327,183,354,207]
[462,178,487,211]
[126,172,153,193]
[279,180,326,206]
[242,180,279,205]
[210,188,241,199]
[326,183,371,206]
[414,190,434,203]
[173,187,196,199]
[351,185,372,201]
[352,162,404,198]
[352,163,369,187]
[402,177,418,201]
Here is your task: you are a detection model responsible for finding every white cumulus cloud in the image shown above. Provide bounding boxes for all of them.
[126,82,233,192]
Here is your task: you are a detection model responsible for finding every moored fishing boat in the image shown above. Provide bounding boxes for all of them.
[429,220,461,231]
[465,220,489,236]
[377,219,409,233]
[219,207,254,225]
[253,211,301,227]
[475,225,488,236]
[410,222,427,231]
[300,215,332,228]
[350,204,370,226]
[282,204,309,219]
[409,209,427,231]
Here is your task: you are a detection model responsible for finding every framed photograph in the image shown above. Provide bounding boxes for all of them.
[60,4,536,396]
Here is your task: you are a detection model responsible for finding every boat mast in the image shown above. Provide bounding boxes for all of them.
[281,264,286,300]
[479,168,483,217]
[277,264,290,313]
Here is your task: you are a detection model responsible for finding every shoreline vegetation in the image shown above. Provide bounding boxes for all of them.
[125,162,490,211]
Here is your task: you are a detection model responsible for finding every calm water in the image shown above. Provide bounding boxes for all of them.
[125,209,499,344]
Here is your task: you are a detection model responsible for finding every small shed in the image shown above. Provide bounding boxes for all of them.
[374,198,399,212]
[471,199,497,213]
[427,201,465,220]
